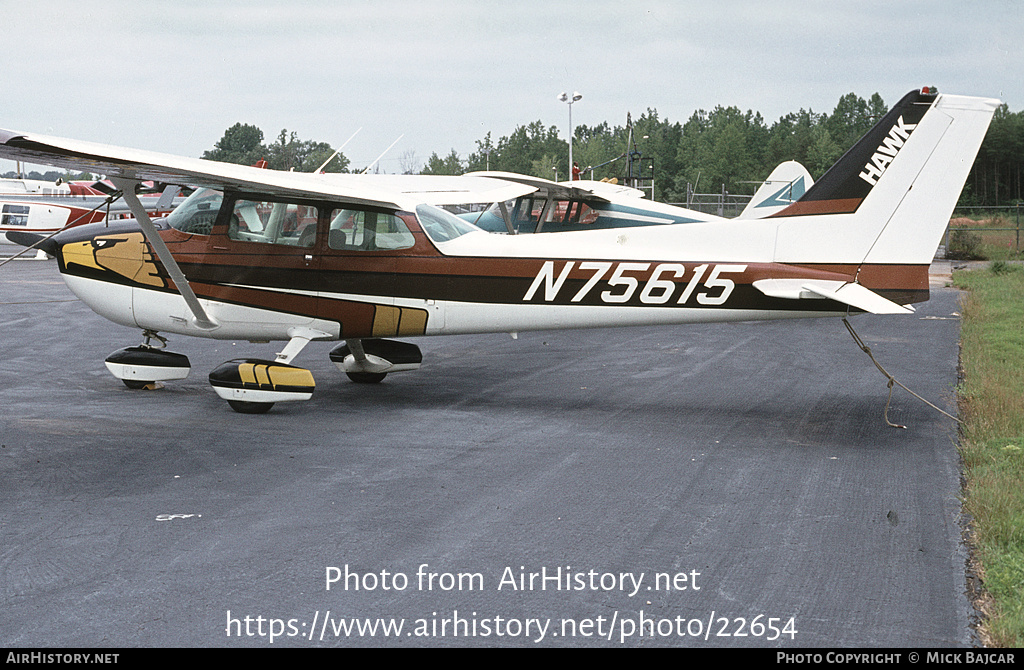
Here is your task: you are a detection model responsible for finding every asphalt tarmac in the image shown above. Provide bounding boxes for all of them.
[1,259,972,647]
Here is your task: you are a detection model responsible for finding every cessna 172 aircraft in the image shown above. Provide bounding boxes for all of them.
[0,88,998,412]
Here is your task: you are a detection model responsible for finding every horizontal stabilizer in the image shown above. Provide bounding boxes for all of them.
[753,279,914,314]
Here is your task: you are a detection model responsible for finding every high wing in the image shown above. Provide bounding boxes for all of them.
[316,173,536,207]
[0,129,531,210]
[465,170,642,203]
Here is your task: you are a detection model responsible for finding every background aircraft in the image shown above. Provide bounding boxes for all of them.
[0,178,185,257]
[454,160,814,234]
[736,161,813,218]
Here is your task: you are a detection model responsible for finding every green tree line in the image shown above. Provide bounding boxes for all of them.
[203,93,1022,207]
[422,92,890,202]
[963,104,1024,205]
[202,123,350,173]
[422,92,1023,207]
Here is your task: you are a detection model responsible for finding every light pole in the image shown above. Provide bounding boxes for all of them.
[558,91,582,180]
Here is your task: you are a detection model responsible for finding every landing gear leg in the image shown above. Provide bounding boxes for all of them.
[344,339,388,383]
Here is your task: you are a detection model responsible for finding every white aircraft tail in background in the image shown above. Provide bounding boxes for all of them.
[737,160,813,219]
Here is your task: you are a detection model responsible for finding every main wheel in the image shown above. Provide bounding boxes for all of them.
[227,400,275,414]
[346,371,387,384]
[122,379,153,390]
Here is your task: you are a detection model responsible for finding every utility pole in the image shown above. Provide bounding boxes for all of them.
[558,91,582,180]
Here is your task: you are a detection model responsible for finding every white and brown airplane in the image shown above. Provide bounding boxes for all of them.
[0,87,998,412]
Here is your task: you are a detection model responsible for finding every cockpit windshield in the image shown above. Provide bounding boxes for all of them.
[415,204,482,243]
[165,188,223,235]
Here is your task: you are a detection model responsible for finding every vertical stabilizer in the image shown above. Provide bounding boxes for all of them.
[772,88,999,268]
[737,160,813,218]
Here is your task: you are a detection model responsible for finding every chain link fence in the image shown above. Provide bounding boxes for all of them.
[942,204,1022,260]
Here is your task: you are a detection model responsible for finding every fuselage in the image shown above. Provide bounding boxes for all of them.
[46,187,929,345]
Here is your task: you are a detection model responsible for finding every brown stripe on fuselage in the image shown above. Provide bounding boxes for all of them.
[790,263,930,305]
[176,258,928,311]
[162,253,933,313]
[789,263,928,290]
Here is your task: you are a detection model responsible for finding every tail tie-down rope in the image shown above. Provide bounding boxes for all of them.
[842,317,962,430]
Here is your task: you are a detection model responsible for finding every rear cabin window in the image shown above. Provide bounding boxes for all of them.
[327,207,415,251]
[415,204,480,243]
[511,197,598,233]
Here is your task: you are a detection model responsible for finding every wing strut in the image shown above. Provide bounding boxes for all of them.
[109,177,219,331]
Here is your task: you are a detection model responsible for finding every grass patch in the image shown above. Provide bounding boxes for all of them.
[954,266,1024,646]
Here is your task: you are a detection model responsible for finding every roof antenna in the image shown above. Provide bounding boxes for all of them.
[361,135,404,174]
[315,127,361,173]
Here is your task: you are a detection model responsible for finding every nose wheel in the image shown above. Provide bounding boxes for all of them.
[122,379,158,390]
[226,400,276,414]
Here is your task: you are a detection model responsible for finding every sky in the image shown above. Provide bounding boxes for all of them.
[2,0,1021,175]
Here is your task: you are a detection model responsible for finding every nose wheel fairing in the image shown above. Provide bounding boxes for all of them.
[104,346,192,388]
[104,331,192,389]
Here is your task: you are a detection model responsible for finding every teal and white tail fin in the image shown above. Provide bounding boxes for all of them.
[737,161,813,219]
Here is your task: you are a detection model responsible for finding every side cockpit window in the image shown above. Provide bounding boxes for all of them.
[227,198,319,248]
[166,188,223,235]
